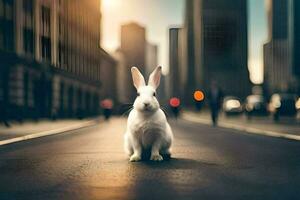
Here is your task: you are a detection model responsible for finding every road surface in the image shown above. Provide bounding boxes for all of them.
[0,118,299,199]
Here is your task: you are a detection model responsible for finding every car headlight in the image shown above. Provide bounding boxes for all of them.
[296,98,300,110]
[226,100,241,109]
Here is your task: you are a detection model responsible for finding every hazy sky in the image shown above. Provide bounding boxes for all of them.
[101,0,267,84]
[248,0,268,84]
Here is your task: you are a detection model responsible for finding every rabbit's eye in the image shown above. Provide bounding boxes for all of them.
[137,92,140,96]
[153,92,156,97]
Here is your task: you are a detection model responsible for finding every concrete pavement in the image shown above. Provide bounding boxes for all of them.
[0,117,299,199]
[0,118,100,146]
[182,110,300,141]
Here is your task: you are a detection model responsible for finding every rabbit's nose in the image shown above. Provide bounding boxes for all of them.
[144,103,150,107]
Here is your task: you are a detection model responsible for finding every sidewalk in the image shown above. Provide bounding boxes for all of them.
[182,110,300,141]
[0,118,100,146]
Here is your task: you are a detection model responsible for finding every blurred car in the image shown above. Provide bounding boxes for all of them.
[268,93,297,121]
[245,95,268,118]
[223,96,243,115]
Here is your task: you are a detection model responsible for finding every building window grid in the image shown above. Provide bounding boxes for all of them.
[18,1,105,83]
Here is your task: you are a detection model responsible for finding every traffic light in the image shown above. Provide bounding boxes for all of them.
[193,90,205,111]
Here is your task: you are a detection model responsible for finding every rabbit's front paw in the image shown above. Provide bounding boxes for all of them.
[130,154,141,162]
[150,154,163,161]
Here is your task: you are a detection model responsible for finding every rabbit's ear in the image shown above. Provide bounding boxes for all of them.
[148,66,162,89]
[131,66,145,90]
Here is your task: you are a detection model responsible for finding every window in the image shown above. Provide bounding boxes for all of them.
[41,36,51,61]
[41,6,50,36]
[23,0,33,13]
[58,42,64,67]
[23,0,33,28]
[58,15,62,37]
[23,28,34,55]
[40,6,51,61]
[0,20,14,51]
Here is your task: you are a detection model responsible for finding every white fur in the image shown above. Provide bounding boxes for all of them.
[124,66,174,162]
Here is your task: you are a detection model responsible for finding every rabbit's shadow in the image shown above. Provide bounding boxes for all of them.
[129,150,220,170]
[136,156,219,170]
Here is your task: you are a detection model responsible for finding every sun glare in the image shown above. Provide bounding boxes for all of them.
[103,0,121,8]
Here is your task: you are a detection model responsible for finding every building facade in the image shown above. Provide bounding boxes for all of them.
[0,0,116,121]
[264,0,300,95]
[179,0,251,105]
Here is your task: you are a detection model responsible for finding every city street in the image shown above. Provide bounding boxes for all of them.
[0,117,299,200]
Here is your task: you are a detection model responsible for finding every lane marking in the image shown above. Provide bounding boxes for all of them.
[0,120,99,146]
[182,113,300,141]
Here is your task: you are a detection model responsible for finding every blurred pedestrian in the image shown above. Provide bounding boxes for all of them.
[100,98,114,120]
[169,97,181,119]
[0,85,10,127]
[0,100,10,127]
[0,72,10,127]
[208,81,223,126]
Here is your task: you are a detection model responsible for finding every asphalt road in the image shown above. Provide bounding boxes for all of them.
[0,117,299,200]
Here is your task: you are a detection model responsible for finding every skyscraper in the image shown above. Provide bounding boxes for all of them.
[181,0,251,105]
[264,0,300,94]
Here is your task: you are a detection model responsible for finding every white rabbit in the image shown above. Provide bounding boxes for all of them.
[124,66,174,162]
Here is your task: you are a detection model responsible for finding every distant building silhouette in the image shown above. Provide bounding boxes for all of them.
[120,23,146,102]
[146,42,158,76]
[113,48,130,104]
[264,0,300,95]
[145,42,166,103]
[168,28,182,98]
[180,0,251,105]
[0,0,116,121]
[99,51,118,105]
